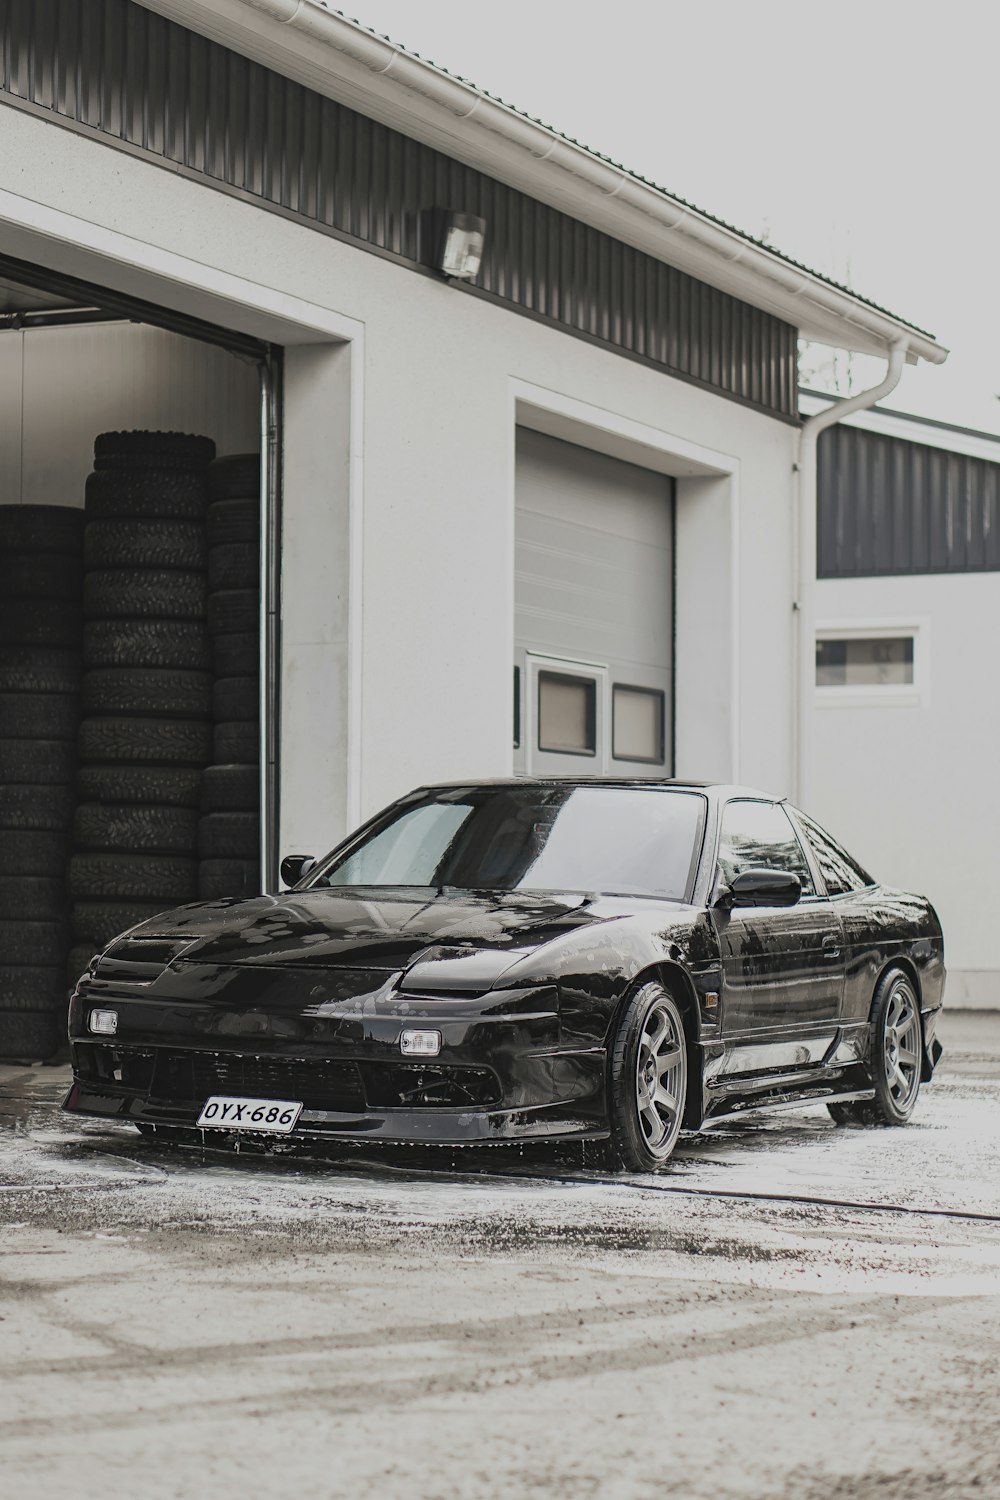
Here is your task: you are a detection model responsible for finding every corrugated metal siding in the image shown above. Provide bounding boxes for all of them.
[0,0,798,419]
[818,423,1000,577]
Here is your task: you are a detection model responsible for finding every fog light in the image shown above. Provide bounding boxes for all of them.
[89,1009,118,1036]
[400,1028,441,1057]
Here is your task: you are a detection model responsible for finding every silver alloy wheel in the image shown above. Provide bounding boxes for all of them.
[635,998,686,1154]
[883,978,921,1109]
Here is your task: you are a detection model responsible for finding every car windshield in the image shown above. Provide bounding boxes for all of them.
[309,785,706,901]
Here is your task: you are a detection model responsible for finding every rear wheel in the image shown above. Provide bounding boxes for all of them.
[604,982,688,1172]
[828,968,923,1126]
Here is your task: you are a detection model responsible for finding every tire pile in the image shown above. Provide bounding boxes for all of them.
[70,432,216,983]
[0,506,85,1061]
[200,455,261,900]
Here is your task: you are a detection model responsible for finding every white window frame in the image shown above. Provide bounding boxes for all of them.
[523,652,609,775]
[814,617,927,708]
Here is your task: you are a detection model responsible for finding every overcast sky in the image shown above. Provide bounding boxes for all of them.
[340,0,999,433]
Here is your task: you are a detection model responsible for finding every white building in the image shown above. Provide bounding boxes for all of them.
[803,395,1000,1008]
[3,0,974,1042]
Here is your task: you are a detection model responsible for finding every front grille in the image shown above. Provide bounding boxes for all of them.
[76,1046,502,1114]
[149,1051,366,1112]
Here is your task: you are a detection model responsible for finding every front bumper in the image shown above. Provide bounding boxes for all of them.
[64,965,609,1144]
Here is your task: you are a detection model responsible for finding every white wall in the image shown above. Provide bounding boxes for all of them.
[808,572,997,1005]
[0,322,259,507]
[0,105,799,864]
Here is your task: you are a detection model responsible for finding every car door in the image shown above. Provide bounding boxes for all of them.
[711,799,846,1074]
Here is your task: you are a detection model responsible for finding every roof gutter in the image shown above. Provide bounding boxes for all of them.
[790,338,909,804]
[134,0,948,365]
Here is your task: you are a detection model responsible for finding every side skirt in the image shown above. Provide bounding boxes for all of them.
[700,1085,876,1129]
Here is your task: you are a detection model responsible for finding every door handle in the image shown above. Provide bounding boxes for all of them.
[821,934,841,960]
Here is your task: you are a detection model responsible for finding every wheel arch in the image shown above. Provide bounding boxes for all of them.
[610,960,702,1129]
[869,956,930,1077]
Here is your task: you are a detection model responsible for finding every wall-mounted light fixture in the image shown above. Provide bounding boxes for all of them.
[419,208,487,283]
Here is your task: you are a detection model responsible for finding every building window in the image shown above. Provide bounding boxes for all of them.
[513,666,521,749]
[537,671,597,756]
[816,635,914,687]
[612,685,665,764]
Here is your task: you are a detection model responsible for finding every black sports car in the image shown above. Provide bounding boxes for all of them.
[65,780,945,1170]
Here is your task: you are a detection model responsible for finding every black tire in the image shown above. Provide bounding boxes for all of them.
[201,764,259,813]
[0,599,82,648]
[0,505,84,555]
[71,901,167,946]
[0,737,76,785]
[207,497,259,547]
[0,692,80,741]
[0,966,69,1011]
[0,784,75,831]
[212,632,258,677]
[0,831,69,877]
[69,853,197,901]
[82,667,212,721]
[0,552,83,599]
[93,431,215,472]
[74,802,199,855]
[208,455,260,502]
[0,1011,64,1062]
[0,645,80,694]
[213,676,258,722]
[77,764,202,809]
[208,589,257,637]
[602,981,688,1172]
[84,569,206,622]
[0,919,68,965]
[198,811,259,859]
[84,521,207,573]
[85,468,207,521]
[828,968,923,1127]
[78,715,211,767]
[214,721,258,763]
[198,858,261,900]
[208,542,259,591]
[84,619,211,672]
[0,874,67,921]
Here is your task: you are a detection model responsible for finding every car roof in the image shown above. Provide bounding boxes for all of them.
[414,778,787,804]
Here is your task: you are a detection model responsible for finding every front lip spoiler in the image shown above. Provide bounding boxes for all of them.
[62,1081,608,1145]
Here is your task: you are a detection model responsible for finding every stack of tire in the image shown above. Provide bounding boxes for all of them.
[70,433,216,981]
[0,506,85,1061]
[199,455,262,901]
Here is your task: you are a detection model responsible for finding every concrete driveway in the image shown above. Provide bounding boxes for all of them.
[2,1010,999,1500]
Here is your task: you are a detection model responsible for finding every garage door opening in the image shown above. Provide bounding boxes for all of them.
[513,429,675,778]
[0,253,279,1062]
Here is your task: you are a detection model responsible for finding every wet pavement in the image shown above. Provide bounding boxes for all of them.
[2,1010,999,1499]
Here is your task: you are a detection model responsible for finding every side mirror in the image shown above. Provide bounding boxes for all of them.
[280,854,316,888]
[718,868,801,909]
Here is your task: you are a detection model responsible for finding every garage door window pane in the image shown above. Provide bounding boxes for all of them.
[538,672,596,756]
[816,636,913,686]
[613,685,664,763]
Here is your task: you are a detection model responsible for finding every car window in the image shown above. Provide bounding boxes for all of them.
[793,810,873,896]
[717,800,816,896]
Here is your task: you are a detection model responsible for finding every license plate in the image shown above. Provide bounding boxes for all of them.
[196,1096,303,1133]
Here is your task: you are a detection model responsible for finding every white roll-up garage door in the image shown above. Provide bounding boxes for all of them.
[514,428,674,778]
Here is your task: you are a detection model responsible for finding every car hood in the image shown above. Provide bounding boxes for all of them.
[121,886,620,991]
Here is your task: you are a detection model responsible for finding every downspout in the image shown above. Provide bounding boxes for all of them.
[791,337,909,805]
[258,352,282,892]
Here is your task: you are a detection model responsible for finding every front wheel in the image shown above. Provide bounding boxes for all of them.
[603,982,688,1172]
[828,968,923,1127]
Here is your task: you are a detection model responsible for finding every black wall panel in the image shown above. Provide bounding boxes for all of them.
[0,0,798,419]
[818,423,1000,577]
